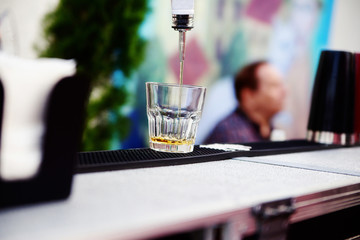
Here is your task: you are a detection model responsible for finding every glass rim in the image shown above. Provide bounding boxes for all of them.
[146,82,206,90]
[321,49,352,55]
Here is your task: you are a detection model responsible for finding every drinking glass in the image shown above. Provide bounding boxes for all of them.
[146,82,206,153]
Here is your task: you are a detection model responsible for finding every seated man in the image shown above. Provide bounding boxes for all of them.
[204,61,286,144]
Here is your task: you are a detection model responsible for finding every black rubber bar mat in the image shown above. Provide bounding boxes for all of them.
[75,140,343,173]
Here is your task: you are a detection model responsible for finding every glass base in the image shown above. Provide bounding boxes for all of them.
[149,140,194,153]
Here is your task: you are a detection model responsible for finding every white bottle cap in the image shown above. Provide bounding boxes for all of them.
[171,0,194,15]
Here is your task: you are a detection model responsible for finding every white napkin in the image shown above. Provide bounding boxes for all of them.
[0,52,76,181]
[200,143,251,151]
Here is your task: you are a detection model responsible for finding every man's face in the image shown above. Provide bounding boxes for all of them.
[253,64,286,118]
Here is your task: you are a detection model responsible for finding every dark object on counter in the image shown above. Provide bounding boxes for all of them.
[0,75,89,208]
[307,50,355,145]
[354,53,360,143]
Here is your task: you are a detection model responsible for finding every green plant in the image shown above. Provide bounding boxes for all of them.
[39,0,148,150]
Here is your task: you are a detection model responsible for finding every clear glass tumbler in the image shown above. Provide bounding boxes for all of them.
[146,82,206,153]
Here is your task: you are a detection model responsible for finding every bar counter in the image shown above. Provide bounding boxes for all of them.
[0,145,360,239]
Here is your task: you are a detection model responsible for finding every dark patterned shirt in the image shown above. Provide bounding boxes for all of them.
[204,108,268,144]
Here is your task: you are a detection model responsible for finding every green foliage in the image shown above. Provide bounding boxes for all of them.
[39,0,148,151]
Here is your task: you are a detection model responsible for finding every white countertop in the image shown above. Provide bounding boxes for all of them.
[0,147,360,240]
[236,147,360,176]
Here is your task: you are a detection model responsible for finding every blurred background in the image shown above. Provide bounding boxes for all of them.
[0,0,359,151]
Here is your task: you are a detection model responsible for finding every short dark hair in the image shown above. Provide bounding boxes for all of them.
[234,60,267,103]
